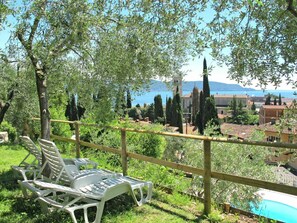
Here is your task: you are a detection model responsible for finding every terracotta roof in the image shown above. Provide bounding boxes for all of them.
[261,105,286,109]
[214,94,249,98]
[257,123,297,134]
[181,93,192,98]
[221,123,256,139]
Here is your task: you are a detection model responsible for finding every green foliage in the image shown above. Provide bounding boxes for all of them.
[0,121,17,142]
[154,94,164,122]
[145,103,155,122]
[84,121,166,159]
[127,107,142,120]
[171,93,183,133]
[196,91,205,134]
[208,1,297,88]
[204,209,223,223]
[49,95,72,138]
[191,87,199,124]
[278,99,297,135]
[228,96,255,125]
[278,94,282,105]
[251,101,256,113]
[126,90,132,109]
[179,130,275,210]
[165,97,172,124]
[204,96,220,134]
[203,58,210,99]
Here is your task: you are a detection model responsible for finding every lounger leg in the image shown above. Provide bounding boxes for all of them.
[92,201,105,223]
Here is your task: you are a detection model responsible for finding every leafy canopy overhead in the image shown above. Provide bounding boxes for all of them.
[1,0,296,94]
[207,0,297,88]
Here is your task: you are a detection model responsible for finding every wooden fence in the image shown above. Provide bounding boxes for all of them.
[32,118,297,215]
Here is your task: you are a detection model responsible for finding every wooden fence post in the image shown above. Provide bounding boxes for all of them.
[121,129,128,176]
[74,121,80,158]
[203,140,211,215]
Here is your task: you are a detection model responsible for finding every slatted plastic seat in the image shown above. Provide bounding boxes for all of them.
[12,136,98,181]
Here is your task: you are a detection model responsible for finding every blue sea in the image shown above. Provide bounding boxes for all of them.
[132,90,296,106]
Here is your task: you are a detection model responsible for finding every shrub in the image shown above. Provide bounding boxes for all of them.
[0,121,17,142]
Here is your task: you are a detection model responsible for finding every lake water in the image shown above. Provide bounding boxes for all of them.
[132,90,296,106]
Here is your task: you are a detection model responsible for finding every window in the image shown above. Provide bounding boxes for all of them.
[267,136,280,142]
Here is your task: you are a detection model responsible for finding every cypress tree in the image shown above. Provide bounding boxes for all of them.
[192,86,199,124]
[265,94,271,105]
[251,101,256,113]
[127,90,132,109]
[203,58,210,99]
[154,94,164,122]
[171,94,178,126]
[204,96,219,128]
[165,97,173,124]
[171,92,183,133]
[177,109,183,133]
[175,93,183,133]
[146,103,155,122]
[278,93,282,105]
[274,97,277,105]
[196,91,204,134]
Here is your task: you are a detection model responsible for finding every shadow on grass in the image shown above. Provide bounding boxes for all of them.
[148,202,205,222]
[103,193,136,215]
[0,169,21,191]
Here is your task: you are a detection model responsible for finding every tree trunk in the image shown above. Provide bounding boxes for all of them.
[0,89,15,125]
[35,68,50,140]
[35,67,51,177]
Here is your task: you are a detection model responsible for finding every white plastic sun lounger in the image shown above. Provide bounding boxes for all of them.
[19,139,152,222]
[37,139,152,205]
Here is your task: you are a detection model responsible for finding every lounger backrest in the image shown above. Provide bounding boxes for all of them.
[19,136,42,166]
[38,139,78,185]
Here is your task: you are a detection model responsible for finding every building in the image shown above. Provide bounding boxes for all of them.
[214,94,249,115]
[257,122,297,143]
[221,123,256,140]
[181,93,192,113]
[172,75,182,96]
[259,105,286,125]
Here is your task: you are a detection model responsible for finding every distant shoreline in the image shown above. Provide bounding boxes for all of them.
[132,89,296,106]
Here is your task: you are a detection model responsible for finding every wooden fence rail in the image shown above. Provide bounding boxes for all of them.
[32,118,297,216]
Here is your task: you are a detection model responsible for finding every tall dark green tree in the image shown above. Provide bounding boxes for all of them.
[191,86,199,124]
[203,58,210,99]
[251,101,256,113]
[171,95,178,127]
[265,94,271,105]
[204,96,220,133]
[165,97,173,124]
[273,97,277,105]
[171,92,183,133]
[278,93,282,105]
[154,94,164,123]
[115,88,126,115]
[230,96,238,119]
[146,103,155,122]
[196,91,204,134]
[127,90,132,109]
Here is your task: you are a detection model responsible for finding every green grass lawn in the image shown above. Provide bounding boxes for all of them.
[0,143,263,223]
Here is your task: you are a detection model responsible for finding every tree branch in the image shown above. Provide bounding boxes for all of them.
[287,0,297,18]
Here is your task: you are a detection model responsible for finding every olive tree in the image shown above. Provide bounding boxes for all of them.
[207,0,297,88]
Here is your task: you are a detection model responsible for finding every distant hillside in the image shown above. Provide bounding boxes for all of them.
[149,80,255,92]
